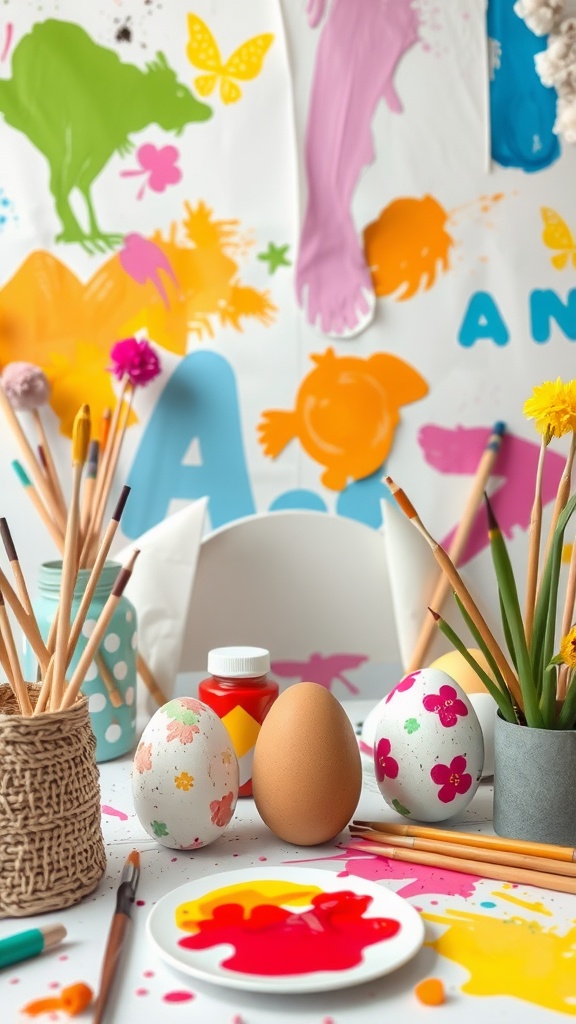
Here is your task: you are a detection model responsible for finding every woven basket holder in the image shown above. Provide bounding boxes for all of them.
[0,684,106,917]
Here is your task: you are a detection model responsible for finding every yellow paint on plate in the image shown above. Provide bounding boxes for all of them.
[175,879,323,933]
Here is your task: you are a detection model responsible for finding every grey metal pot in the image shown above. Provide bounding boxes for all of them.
[493,712,576,846]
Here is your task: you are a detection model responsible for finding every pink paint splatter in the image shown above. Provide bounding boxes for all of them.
[419,425,565,564]
[101,804,129,821]
[287,846,481,899]
[136,899,146,906]
[9,977,19,984]
[258,856,267,861]
[1,23,13,62]
[162,990,195,1003]
[143,971,155,978]
[118,233,178,308]
[135,988,149,997]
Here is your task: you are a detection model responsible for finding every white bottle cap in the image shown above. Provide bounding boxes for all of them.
[207,646,270,678]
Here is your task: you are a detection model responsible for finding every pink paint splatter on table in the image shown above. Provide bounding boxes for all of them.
[287,846,480,899]
[162,990,195,1003]
[101,804,128,821]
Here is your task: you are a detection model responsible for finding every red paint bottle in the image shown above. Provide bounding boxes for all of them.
[198,646,279,797]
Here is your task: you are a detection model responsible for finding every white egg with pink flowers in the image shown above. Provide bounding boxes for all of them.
[372,668,484,822]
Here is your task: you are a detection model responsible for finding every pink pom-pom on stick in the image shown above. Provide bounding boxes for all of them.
[108,337,161,387]
[81,338,161,567]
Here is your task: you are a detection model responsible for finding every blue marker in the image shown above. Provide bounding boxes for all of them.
[0,923,66,969]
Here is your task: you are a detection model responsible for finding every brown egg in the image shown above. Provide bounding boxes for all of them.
[252,682,362,846]
[429,648,495,694]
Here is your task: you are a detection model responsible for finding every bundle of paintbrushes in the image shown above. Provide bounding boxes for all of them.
[0,338,160,570]
[0,402,139,716]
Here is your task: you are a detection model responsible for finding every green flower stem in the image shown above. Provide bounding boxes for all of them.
[499,592,519,674]
[454,593,513,702]
[485,497,543,727]
[433,610,518,723]
[557,671,576,729]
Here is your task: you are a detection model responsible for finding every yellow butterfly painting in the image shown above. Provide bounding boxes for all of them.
[186,13,274,105]
[541,207,576,270]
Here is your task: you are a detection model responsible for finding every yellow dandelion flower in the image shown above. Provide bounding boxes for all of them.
[524,378,576,440]
[559,625,576,669]
[174,771,194,791]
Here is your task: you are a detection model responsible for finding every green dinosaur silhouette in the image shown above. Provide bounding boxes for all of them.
[0,19,212,251]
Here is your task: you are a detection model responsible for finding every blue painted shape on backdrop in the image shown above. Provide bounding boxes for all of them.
[123,350,255,538]
[269,490,328,512]
[336,470,391,528]
[458,291,510,348]
[530,289,576,342]
[487,0,559,172]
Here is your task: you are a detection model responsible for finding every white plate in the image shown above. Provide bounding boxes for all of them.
[146,865,424,994]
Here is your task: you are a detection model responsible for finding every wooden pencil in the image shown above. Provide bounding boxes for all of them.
[386,476,524,709]
[0,564,49,673]
[524,435,547,646]
[80,439,99,542]
[60,550,140,710]
[0,589,32,715]
[95,650,124,709]
[136,652,168,707]
[406,421,505,672]
[31,408,67,519]
[84,387,133,567]
[0,385,66,534]
[349,841,576,895]
[352,820,576,862]
[348,827,576,877]
[11,459,64,553]
[84,381,130,562]
[50,404,91,709]
[0,517,34,615]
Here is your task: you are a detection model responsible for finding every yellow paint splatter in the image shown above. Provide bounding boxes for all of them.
[490,890,552,916]
[563,542,573,564]
[424,908,576,1014]
[176,880,322,934]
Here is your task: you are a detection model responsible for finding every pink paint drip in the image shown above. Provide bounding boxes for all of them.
[419,426,565,565]
[162,991,195,1003]
[118,233,178,309]
[101,804,128,821]
[296,0,419,335]
[1,23,13,61]
[287,846,480,899]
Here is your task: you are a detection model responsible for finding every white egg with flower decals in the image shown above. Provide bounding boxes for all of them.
[373,668,484,821]
[132,696,239,849]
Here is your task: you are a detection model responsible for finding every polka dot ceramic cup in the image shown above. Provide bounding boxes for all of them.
[28,561,138,762]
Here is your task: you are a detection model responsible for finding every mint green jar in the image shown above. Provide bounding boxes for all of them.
[29,561,138,762]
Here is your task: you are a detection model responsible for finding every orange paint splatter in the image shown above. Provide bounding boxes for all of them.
[424,908,576,1015]
[414,977,446,1006]
[363,195,453,301]
[258,347,428,490]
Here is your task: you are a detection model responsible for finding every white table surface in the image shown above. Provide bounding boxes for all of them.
[2,701,576,1023]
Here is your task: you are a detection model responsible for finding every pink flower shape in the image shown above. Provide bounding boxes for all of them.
[430,755,472,804]
[134,741,152,773]
[374,738,399,783]
[166,720,200,744]
[108,337,161,386]
[179,697,206,715]
[385,671,420,703]
[422,684,468,727]
[120,143,183,199]
[210,791,235,827]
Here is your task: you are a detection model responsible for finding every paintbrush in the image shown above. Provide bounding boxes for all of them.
[50,404,91,709]
[93,850,140,1024]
